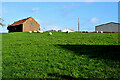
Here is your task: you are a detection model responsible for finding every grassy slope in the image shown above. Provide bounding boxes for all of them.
[2,32,120,78]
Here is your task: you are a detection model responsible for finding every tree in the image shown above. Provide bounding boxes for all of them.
[0,18,4,26]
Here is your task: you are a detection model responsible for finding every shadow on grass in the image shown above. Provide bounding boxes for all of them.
[57,45,120,61]
[47,73,80,79]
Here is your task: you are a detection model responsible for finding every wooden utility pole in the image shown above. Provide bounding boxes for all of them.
[78,17,79,32]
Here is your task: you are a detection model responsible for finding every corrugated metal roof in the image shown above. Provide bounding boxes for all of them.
[96,22,119,28]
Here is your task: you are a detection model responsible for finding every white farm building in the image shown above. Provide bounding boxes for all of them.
[62,28,75,32]
[95,22,120,32]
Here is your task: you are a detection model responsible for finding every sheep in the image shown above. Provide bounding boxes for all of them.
[101,31,103,33]
[34,31,37,33]
[49,32,52,35]
[29,31,32,33]
[96,31,99,33]
[38,31,43,33]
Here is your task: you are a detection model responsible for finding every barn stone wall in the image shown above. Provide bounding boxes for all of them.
[23,17,40,32]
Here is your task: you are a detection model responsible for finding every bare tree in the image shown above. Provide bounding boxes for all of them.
[0,18,4,26]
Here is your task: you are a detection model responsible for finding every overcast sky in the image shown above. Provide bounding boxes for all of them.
[1,2,118,32]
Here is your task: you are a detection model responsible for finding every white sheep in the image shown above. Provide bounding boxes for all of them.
[97,31,99,33]
[49,32,52,35]
[38,31,43,33]
[101,31,103,33]
[34,31,37,33]
[29,31,32,33]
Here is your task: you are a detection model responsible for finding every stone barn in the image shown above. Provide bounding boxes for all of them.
[7,17,40,32]
[95,22,120,32]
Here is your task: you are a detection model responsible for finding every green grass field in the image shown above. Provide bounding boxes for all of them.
[2,32,120,79]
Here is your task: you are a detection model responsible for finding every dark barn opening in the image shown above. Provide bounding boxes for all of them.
[7,24,23,32]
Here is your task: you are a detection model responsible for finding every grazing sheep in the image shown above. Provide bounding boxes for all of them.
[29,31,32,33]
[49,32,52,35]
[96,31,99,33]
[101,31,103,33]
[34,31,37,33]
[38,31,43,33]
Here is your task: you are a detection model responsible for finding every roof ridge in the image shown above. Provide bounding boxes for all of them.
[11,17,32,26]
[14,17,31,22]
[65,28,74,31]
[96,22,119,27]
